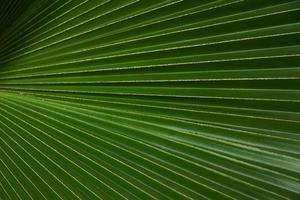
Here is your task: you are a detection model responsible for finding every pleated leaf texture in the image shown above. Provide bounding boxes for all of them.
[0,0,300,199]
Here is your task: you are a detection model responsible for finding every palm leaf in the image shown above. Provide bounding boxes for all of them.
[0,0,300,199]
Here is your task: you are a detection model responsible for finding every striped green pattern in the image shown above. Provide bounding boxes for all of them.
[0,0,300,199]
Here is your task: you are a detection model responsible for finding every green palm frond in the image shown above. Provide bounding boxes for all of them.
[0,0,300,199]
